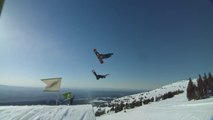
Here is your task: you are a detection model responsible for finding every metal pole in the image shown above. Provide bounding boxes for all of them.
[56,93,58,105]
[69,98,70,105]
[56,91,60,105]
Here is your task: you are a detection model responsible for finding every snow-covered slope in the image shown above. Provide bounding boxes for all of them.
[96,79,213,120]
[111,80,188,104]
[97,93,213,120]
[0,105,96,120]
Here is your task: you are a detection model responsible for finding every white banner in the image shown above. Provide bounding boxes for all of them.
[41,77,62,92]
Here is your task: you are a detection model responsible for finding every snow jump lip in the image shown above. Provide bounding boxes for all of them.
[0,104,96,120]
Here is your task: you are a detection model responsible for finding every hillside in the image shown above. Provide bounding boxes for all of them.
[112,80,188,104]
[96,80,213,120]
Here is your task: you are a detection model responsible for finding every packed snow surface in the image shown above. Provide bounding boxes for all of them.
[0,104,96,120]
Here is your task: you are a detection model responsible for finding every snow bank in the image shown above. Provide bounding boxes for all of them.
[0,104,96,120]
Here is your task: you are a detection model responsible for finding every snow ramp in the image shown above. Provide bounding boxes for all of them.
[0,104,96,120]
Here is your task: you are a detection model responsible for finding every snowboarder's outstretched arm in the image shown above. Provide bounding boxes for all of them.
[92,70,97,76]
[92,70,99,80]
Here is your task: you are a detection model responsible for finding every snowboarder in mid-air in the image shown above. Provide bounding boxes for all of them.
[92,70,109,80]
[93,48,113,64]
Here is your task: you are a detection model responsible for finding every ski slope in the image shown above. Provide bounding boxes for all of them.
[111,80,188,104]
[0,104,96,120]
[97,93,213,120]
[97,80,213,120]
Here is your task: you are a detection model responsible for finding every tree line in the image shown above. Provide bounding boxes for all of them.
[187,72,213,101]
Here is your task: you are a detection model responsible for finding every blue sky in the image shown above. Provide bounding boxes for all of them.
[0,0,213,90]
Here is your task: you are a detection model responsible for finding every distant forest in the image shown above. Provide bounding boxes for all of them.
[187,72,213,101]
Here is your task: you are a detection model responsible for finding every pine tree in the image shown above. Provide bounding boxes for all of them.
[208,72,213,95]
[194,85,199,100]
[203,73,208,96]
[187,78,196,100]
[197,75,204,98]
[207,72,212,94]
